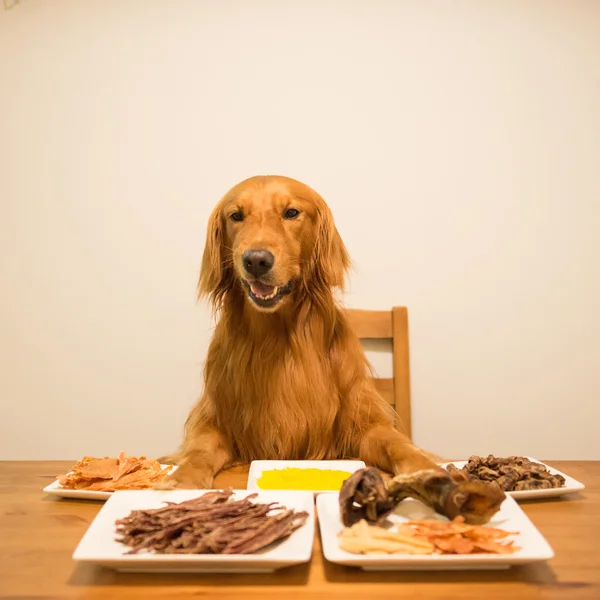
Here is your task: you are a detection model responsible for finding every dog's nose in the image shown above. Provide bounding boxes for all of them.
[242,249,275,278]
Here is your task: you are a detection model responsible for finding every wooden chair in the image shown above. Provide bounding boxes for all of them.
[345,307,412,438]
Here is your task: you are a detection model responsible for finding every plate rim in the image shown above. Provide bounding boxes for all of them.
[42,464,178,499]
[439,456,585,499]
[72,488,315,566]
[316,492,555,568]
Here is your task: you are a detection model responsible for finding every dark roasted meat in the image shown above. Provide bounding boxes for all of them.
[477,467,500,481]
[514,479,553,491]
[495,475,517,491]
[444,456,566,492]
[499,465,524,481]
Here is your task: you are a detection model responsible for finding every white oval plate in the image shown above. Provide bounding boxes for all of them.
[43,465,178,501]
[440,457,585,500]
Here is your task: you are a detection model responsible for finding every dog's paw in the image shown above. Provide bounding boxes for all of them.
[156,457,174,465]
[153,477,179,491]
[154,465,214,490]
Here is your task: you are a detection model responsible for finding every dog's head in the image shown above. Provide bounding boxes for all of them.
[199,175,350,312]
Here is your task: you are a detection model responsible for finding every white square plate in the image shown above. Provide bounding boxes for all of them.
[43,465,178,501]
[440,457,585,500]
[73,489,315,573]
[317,493,554,571]
[247,460,366,494]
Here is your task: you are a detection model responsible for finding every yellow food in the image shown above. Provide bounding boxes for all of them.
[256,467,352,490]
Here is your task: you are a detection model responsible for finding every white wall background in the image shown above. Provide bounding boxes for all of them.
[1,0,599,461]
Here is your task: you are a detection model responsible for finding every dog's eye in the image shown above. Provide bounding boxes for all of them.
[230,211,244,222]
[283,208,300,220]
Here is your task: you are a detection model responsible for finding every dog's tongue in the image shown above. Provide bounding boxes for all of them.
[250,281,276,297]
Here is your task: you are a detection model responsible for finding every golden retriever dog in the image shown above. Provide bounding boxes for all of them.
[160,175,443,489]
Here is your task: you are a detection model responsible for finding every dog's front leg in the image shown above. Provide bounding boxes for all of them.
[155,427,230,489]
[358,425,505,524]
[359,425,462,518]
[359,424,444,475]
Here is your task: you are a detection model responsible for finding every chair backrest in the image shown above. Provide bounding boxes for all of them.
[345,307,412,438]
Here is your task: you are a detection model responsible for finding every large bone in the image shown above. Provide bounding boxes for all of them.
[339,468,506,527]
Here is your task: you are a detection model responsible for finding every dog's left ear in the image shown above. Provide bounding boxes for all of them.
[313,203,351,289]
[198,204,234,307]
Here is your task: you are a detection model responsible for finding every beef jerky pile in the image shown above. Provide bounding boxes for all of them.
[446,455,566,491]
[115,490,309,555]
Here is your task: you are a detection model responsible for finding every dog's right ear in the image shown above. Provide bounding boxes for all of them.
[198,204,234,308]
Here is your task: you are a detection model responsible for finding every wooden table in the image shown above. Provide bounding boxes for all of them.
[1,461,599,600]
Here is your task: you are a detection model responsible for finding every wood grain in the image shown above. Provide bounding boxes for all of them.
[345,309,392,339]
[345,306,412,436]
[392,306,411,437]
[1,461,599,599]
[373,377,395,406]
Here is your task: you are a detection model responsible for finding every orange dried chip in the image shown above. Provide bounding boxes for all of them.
[401,517,519,555]
[57,452,172,491]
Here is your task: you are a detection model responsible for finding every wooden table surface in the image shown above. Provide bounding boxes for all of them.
[1,461,599,600]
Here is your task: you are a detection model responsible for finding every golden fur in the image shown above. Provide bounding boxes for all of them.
[161,175,441,488]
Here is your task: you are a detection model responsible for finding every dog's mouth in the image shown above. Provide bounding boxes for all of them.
[242,279,293,309]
